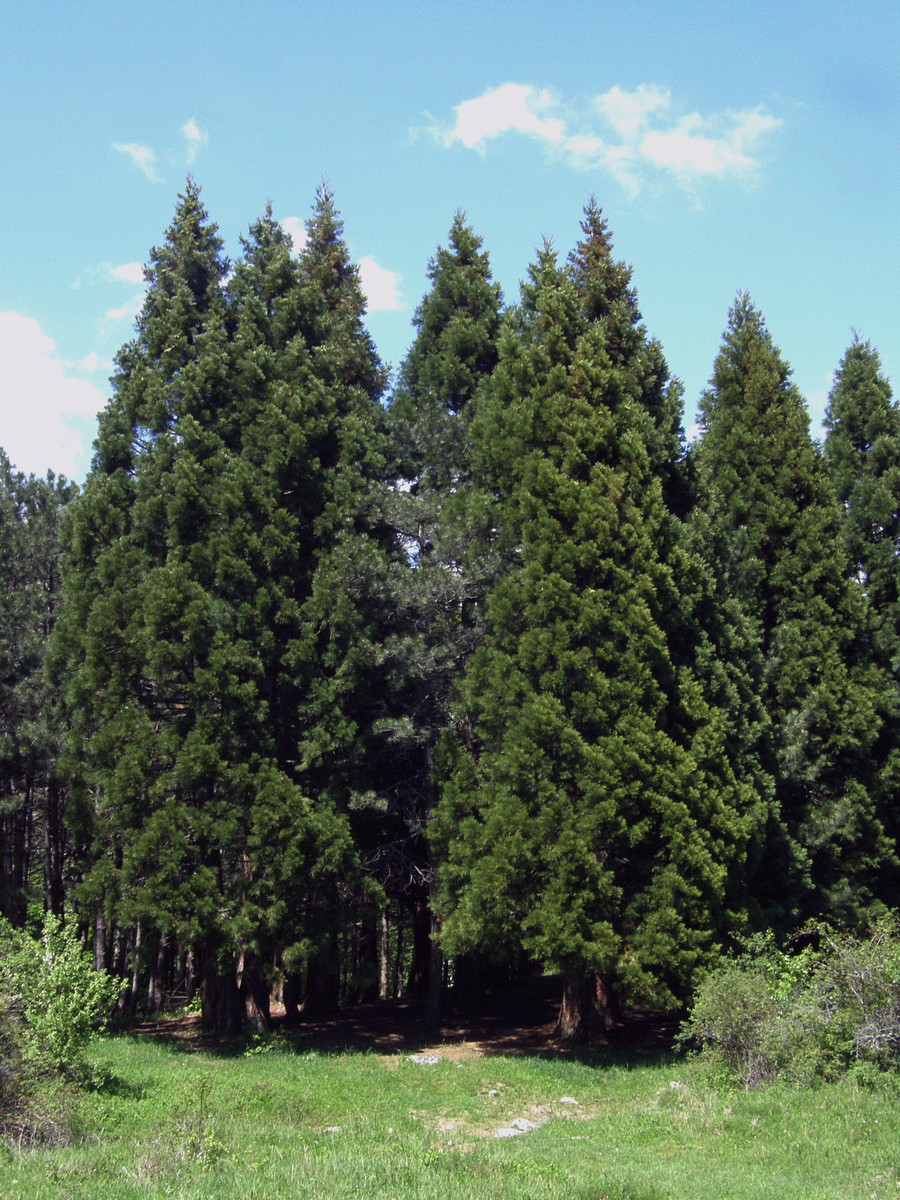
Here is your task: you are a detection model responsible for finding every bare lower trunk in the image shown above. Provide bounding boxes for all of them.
[379,909,390,1000]
[239,958,271,1033]
[200,948,243,1036]
[554,973,617,1044]
[282,971,302,1020]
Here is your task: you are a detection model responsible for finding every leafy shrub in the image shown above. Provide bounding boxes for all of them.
[0,913,121,1080]
[681,916,900,1088]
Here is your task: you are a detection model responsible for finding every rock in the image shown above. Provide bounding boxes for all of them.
[559,1097,579,1105]
[409,1054,441,1065]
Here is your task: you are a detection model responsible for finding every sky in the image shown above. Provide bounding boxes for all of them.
[2,0,898,482]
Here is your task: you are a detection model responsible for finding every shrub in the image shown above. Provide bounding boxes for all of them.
[681,916,900,1088]
[0,913,121,1080]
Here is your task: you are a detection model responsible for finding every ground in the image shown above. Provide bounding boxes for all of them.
[131,974,679,1059]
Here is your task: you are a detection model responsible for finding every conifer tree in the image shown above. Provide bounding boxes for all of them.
[384,215,502,1006]
[53,179,250,1028]
[55,183,402,1028]
[694,296,894,921]
[432,218,754,1041]
[823,337,900,883]
[0,455,76,922]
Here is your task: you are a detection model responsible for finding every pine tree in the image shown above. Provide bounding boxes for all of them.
[694,296,894,921]
[432,222,754,1041]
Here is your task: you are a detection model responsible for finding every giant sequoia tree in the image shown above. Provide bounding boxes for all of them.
[694,296,894,921]
[432,212,756,1042]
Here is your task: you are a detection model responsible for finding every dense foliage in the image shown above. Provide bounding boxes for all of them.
[2,181,898,1042]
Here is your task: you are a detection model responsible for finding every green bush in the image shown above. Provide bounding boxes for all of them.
[681,916,900,1088]
[0,913,121,1080]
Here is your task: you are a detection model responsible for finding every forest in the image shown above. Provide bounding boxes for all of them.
[2,178,898,1045]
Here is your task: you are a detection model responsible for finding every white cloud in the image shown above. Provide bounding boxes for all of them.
[113,141,161,182]
[182,118,208,165]
[595,84,671,141]
[109,262,144,285]
[440,83,567,153]
[281,217,309,254]
[358,257,404,313]
[433,83,782,195]
[0,312,106,479]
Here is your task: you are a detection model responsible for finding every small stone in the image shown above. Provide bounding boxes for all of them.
[495,1127,523,1138]
[560,1097,579,1105]
[489,1089,499,1096]
[409,1053,441,1065]
[325,1126,341,1133]
[511,1117,536,1132]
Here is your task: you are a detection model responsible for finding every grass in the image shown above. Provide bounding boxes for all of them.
[2,1029,900,1199]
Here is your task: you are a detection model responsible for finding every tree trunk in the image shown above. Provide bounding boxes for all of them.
[43,779,65,917]
[425,909,443,1026]
[200,948,242,1036]
[378,909,390,1000]
[554,973,617,1044]
[239,957,271,1032]
[406,899,432,996]
[282,971,302,1020]
[304,951,341,1016]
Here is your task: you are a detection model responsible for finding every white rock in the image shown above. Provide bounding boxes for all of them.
[511,1117,537,1132]
[560,1097,580,1105]
[495,1127,523,1138]
[409,1053,441,1065]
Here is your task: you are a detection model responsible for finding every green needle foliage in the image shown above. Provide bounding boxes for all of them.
[381,215,503,1002]
[53,182,399,1031]
[694,296,895,923]
[0,454,76,923]
[823,335,900,888]
[433,208,756,1041]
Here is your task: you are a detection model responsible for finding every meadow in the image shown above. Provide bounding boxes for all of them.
[2,1026,899,1200]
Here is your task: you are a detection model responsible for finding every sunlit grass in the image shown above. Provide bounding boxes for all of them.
[2,1032,899,1199]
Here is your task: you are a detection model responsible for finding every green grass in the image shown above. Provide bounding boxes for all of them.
[2,1031,900,1199]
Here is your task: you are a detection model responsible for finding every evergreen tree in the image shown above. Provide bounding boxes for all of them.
[432,222,755,1041]
[384,215,503,1008]
[823,336,900,883]
[53,181,256,1030]
[824,337,900,667]
[694,296,894,921]
[55,183,402,1029]
[0,454,76,923]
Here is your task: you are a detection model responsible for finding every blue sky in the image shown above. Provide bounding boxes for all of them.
[2,0,898,481]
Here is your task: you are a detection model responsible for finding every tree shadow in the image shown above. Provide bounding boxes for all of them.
[121,974,681,1070]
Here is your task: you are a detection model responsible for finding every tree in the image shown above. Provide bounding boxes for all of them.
[384,214,503,1011]
[694,296,894,922]
[432,217,755,1042]
[55,182,405,1030]
[0,455,77,923]
[823,336,900,885]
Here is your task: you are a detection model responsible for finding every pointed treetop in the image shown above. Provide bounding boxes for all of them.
[567,196,640,331]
